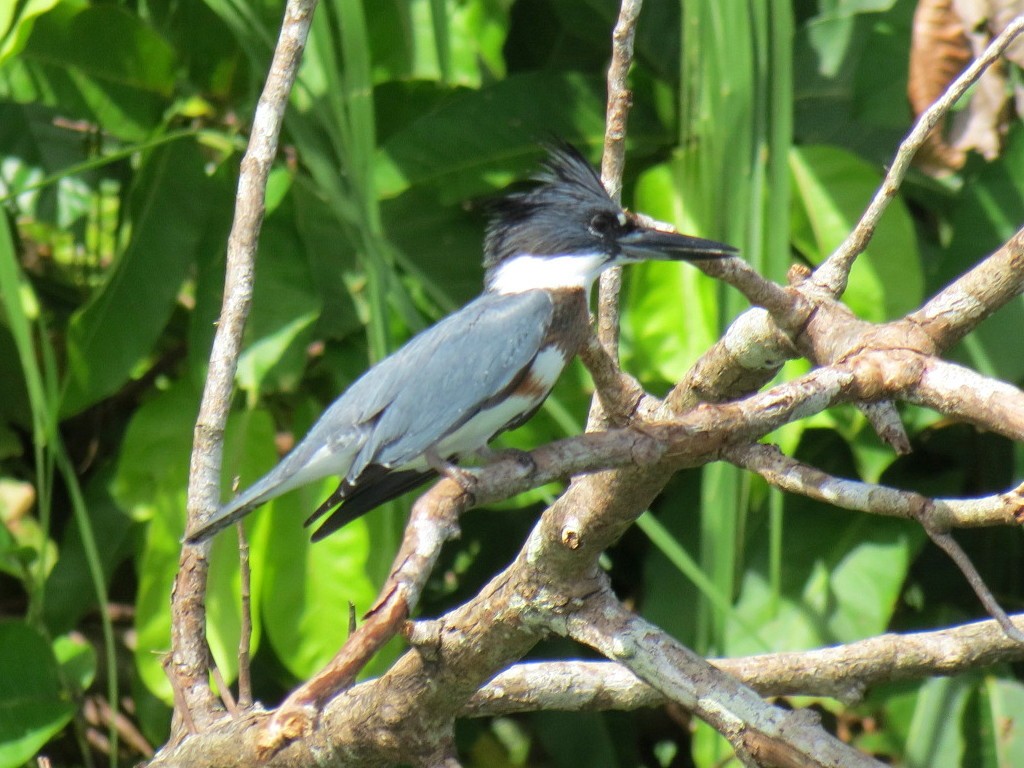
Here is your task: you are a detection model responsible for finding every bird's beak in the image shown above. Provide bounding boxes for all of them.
[618,223,737,262]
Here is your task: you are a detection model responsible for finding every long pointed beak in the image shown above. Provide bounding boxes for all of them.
[618,226,737,262]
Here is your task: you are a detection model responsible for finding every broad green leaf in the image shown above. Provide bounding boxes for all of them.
[692,720,740,768]
[236,197,322,398]
[62,140,224,416]
[2,4,177,138]
[375,72,654,202]
[793,6,910,164]
[122,383,273,700]
[789,144,922,322]
[291,179,362,340]
[24,4,176,94]
[52,632,96,691]
[533,710,619,768]
[259,480,377,680]
[366,0,508,86]
[43,465,135,633]
[0,0,61,64]
[904,676,971,768]
[623,162,724,385]
[984,676,1024,767]
[382,186,487,309]
[724,490,924,656]
[0,621,75,768]
[940,125,1024,383]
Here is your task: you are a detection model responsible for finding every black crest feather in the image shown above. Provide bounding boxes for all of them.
[483,143,619,269]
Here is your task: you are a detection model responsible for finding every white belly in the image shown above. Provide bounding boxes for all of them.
[432,344,568,460]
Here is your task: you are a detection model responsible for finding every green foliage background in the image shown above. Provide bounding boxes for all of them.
[0,0,1023,765]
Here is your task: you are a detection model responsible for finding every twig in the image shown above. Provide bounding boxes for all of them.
[466,611,1024,716]
[258,479,470,754]
[565,586,883,767]
[578,332,658,425]
[169,0,318,732]
[813,16,1024,296]
[858,400,913,455]
[724,442,1023,528]
[237,522,253,709]
[726,442,1024,642]
[211,665,238,717]
[925,530,1024,643]
[588,0,643,430]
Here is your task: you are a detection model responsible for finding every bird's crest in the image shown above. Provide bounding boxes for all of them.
[483,143,619,270]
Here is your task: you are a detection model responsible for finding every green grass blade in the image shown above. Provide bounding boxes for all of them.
[0,211,119,766]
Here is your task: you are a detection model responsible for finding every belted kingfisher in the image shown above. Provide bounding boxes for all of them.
[187,144,735,543]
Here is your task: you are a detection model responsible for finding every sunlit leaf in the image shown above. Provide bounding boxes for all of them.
[790,144,922,322]
[62,141,226,415]
[0,621,75,768]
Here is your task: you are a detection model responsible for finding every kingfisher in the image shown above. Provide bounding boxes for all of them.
[187,144,735,543]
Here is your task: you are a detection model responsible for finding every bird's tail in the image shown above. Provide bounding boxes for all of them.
[183,468,291,544]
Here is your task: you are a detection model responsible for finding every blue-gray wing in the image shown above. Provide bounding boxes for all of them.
[312,289,554,480]
[185,290,555,543]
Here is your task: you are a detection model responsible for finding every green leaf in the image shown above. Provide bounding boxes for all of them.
[789,144,922,321]
[0,621,75,768]
[43,465,135,633]
[793,5,910,164]
[62,140,226,416]
[122,382,274,699]
[1,3,178,138]
[259,480,377,680]
[725,466,925,656]
[52,632,96,691]
[624,162,726,385]
[375,71,654,202]
[904,676,971,768]
[0,0,61,64]
[984,676,1024,767]
[939,125,1024,383]
[24,4,176,94]
[236,195,323,397]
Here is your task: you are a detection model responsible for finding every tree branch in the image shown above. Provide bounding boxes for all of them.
[909,225,1024,350]
[813,15,1024,296]
[170,0,317,732]
[467,611,1024,716]
[723,442,1023,528]
[588,0,643,431]
[565,587,882,768]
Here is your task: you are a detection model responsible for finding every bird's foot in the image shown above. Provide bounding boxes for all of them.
[424,448,478,493]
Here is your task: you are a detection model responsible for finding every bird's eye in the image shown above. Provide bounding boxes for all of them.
[589,211,622,236]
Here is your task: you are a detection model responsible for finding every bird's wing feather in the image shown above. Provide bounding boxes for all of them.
[185,291,553,544]
[344,289,554,479]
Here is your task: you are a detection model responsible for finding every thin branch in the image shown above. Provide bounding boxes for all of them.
[909,358,1024,442]
[813,16,1024,296]
[236,522,253,709]
[466,612,1024,716]
[589,0,643,431]
[909,224,1024,350]
[565,587,883,768]
[926,531,1024,643]
[578,331,659,425]
[259,480,468,752]
[170,0,318,731]
[726,443,1024,642]
[723,442,1023,528]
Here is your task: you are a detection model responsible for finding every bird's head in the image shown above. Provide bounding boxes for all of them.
[483,143,736,295]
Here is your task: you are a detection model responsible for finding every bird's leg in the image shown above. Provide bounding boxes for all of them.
[424,447,478,493]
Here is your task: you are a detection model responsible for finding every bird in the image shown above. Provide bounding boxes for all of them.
[186,143,736,543]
